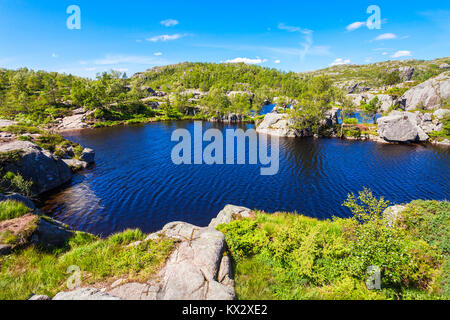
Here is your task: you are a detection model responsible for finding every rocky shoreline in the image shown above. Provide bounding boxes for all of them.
[11,204,252,301]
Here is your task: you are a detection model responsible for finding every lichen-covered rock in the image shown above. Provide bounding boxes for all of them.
[383,205,407,227]
[0,140,72,194]
[433,109,450,120]
[53,288,121,300]
[402,71,450,110]
[209,205,252,229]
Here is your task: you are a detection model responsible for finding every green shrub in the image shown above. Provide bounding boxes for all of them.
[1,172,33,197]
[217,219,269,260]
[343,118,358,125]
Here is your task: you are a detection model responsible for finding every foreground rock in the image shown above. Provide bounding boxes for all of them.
[0,140,72,194]
[0,213,75,252]
[402,71,450,111]
[51,205,253,300]
[53,288,120,300]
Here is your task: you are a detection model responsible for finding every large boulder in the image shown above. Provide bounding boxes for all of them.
[31,217,74,248]
[377,111,429,143]
[80,148,95,164]
[402,71,450,111]
[256,113,301,137]
[0,141,72,194]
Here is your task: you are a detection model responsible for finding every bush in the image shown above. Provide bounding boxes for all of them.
[343,118,358,125]
[1,172,33,197]
[219,189,448,300]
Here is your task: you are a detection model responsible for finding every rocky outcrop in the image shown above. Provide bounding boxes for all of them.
[376,110,446,143]
[256,109,338,138]
[209,205,252,228]
[0,140,72,194]
[398,66,415,81]
[51,205,253,301]
[53,108,93,131]
[377,111,430,143]
[347,93,395,113]
[256,113,301,137]
[402,72,450,111]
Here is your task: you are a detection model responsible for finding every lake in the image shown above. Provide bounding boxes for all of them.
[40,121,450,236]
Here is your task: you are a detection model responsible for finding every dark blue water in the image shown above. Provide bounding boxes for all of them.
[41,121,450,236]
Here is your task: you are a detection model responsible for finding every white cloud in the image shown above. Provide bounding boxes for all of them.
[224,57,268,64]
[391,50,412,58]
[154,52,163,56]
[346,21,366,31]
[382,52,388,55]
[147,34,184,42]
[374,33,397,41]
[160,19,179,27]
[274,60,281,64]
[51,53,58,58]
[330,58,351,66]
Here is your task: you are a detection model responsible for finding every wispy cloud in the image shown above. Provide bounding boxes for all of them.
[154,52,163,56]
[278,23,314,60]
[51,53,58,58]
[374,33,397,41]
[330,58,351,66]
[391,50,411,58]
[224,57,268,64]
[274,60,281,64]
[147,34,185,42]
[346,21,366,31]
[160,19,179,27]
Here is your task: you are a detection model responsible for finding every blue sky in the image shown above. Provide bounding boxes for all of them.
[0,0,449,78]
